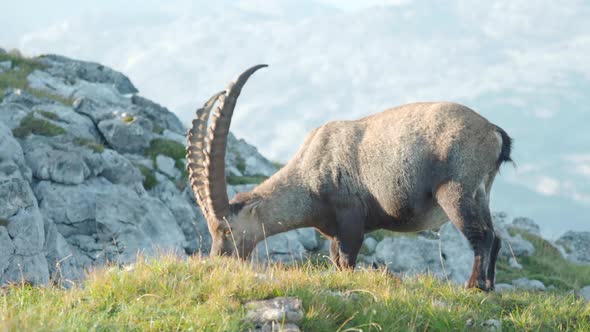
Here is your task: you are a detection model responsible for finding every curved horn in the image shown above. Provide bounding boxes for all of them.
[186,91,225,222]
[203,64,268,220]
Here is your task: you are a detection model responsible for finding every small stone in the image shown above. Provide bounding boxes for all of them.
[245,297,304,325]
[512,277,546,291]
[363,237,378,253]
[494,283,514,293]
[250,322,301,332]
[481,319,502,331]
[156,154,180,179]
[0,60,12,70]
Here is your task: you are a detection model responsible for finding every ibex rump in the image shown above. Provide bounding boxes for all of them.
[186,65,513,291]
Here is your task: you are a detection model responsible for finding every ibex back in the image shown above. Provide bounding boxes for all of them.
[186,65,513,291]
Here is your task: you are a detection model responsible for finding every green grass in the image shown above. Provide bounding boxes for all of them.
[12,112,66,138]
[235,155,247,174]
[136,164,158,190]
[144,138,185,166]
[0,52,73,105]
[227,174,268,185]
[123,115,135,123]
[144,138,190,188]
[495,230,590,290]
[0,255,588,331]
[38,110,59,121]
[73,138,105,153]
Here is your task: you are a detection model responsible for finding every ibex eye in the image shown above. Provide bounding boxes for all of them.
[224,229,232,235]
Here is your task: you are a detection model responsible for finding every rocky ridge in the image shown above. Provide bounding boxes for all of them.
[1,52,589,291]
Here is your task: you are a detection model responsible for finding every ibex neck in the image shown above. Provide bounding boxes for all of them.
[251,169,314,237]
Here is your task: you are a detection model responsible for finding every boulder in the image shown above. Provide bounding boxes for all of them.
[579,286,590,303]
[156,155,180,179]
[374,222,474,284]
[363,237,378,253]
[0,60,11,72]
[556,231,590,265]
[510,217,541,236]
[24,144,91,185]
[512,277,546,291]
[99,149,143,185]
[494,283,515,292]
[34,179,187,270]
[97,117,153,153]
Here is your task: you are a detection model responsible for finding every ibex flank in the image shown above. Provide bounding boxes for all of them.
[186,65,513,291]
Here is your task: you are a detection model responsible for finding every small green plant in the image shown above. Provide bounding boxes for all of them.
[235,155,247,174]
[123,116,135,123]
[226,174,268,185]
[12,113,66,138]
[144,138,185,163]
[73,138,105,153]
[0,218,9,227]
[136,164,158,190]
[38,110,59,121]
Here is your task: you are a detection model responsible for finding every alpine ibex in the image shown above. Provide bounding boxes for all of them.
[186,65,513,291]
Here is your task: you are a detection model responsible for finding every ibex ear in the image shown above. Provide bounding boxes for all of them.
[245,198,263,216]
[229,192,260,215]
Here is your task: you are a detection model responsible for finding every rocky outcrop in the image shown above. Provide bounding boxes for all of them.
[0,53,277,285]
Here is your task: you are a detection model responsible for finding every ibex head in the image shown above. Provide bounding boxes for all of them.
[186,65,268,259]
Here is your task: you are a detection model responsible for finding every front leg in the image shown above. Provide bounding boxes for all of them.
[333,209,365,269]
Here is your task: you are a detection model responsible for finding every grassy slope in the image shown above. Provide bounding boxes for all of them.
[1,255,588,332]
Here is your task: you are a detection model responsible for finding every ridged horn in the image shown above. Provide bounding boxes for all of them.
[203,64,268,220]
[186,91,226,222]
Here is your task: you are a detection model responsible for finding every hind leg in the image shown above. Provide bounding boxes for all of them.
[486,235,501,290]
[436,181,495,291]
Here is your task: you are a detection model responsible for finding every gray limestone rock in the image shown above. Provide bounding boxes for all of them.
[97,117,152,153]
[156,154,180,179]
[37,54,138,94]
[512,277,546,291]
[227,133,277,177]
[556,231,590,265]
[510,217,541,236]
[579,285,590,303]
[244,297,304,328]
[131,95,185,134]
[99,149,143,185]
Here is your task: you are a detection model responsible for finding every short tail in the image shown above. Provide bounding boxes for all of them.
[494,125,514,168]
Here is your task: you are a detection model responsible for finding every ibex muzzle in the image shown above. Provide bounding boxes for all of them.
[186,65,513,291]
